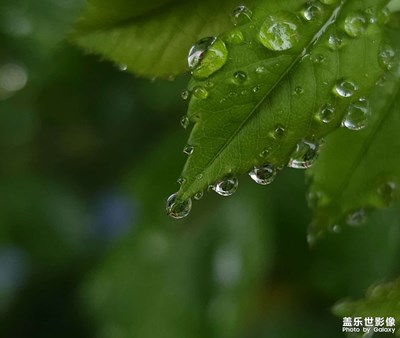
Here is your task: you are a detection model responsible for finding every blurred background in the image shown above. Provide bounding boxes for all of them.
[1,0,400,337]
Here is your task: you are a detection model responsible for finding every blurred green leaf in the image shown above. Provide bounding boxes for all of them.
[70,0,251,78]
[176,0,391,204]
[333,276,400,336]
[307,27,400,240]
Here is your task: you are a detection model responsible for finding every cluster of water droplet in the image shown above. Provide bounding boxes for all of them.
[167,2,398,219]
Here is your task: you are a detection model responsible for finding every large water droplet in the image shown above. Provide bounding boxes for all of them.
[249,163,276,185]
[342,98,370,131]
[233,71,247,84]
[343,13,367,38]
[180,115,190,129]
[333,79,357,98]
[188,37,228,79]
[183,144,194,155]
[301,2,323,21]
[259,12,300,51]
[232,5,253,26]
[213,177,238,196]
[346,208,366,226]
[317,103,335,123]
[288,138,320,169]
[166,193,192,219]
[226,29,244,44]
[193,86,209,99]
[377,180,397,207]
[378,44,397,71]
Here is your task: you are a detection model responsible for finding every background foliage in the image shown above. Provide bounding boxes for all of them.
[1,0,400,337]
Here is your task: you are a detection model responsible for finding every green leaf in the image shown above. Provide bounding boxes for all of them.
[307,27,400,241]
[333,277,400,336]
[174,0,392,209]
[70,0,252,78]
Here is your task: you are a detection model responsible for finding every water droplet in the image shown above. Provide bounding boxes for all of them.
[205,80,214,88]
[317,103,335,123]
[118,64,128,71]
[196,173,203,180]
[327,34,344,50]
[344,13,367,38]
[166,193,192,219]
[194,191,204,200]
[319,0,338,4]
[255,66,266,74]
[377,6,391,25]
[232,5,253,26]
[377,180,397,207]
[294,86,304,95]
[306,190,322,208]
[311,53,326,64]
[288,138,320,169]
[180,115,190,129]
[226,29,244,44]
[249,163,276,185]
[259,12,300,51]
[177,177,186,185]
[193,86,209,99]
[364,7,379,24]
[213,177,238,196]
[188,37,228,79]
[346,208,366,226]
[273,124,286,138]
[252,85,260,93]
[301,2,323,21]
[329,224,341,233]
[240,89,249,96]
[233,71,247,84]
[183,145,194,155]
[333,79,357,98]
[342,98,370,131]
[259,146,271,158]
[378,44,397,71]
[181,90,189,101]
[376,74,387,86]
[307,233,317,246]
